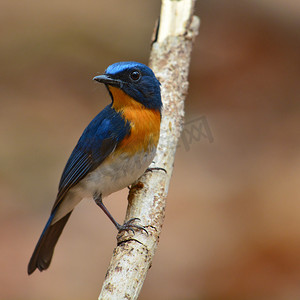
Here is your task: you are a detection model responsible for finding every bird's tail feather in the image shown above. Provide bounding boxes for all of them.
[27,210,72,275]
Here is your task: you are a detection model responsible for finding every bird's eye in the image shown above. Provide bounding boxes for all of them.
[129,70,141,81]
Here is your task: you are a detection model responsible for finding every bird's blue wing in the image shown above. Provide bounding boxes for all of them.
[52,105,130,212]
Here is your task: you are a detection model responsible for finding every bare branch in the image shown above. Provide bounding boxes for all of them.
[98,1,200,299]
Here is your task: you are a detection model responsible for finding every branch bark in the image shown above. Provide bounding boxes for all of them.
[98,1,199,299]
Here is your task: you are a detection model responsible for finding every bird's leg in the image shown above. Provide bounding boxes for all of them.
[94,194,148,234]
[94,194,120,229]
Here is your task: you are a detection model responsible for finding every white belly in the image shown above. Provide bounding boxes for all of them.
[52,148,156,223]
[83,148,156,197]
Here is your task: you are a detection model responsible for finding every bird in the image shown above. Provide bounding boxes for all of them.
[28,61,162,275]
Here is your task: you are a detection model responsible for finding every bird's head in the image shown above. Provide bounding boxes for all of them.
[93,62,162,112]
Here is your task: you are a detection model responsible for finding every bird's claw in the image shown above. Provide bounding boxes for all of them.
[146,167,167,174]
[117,218,148,235]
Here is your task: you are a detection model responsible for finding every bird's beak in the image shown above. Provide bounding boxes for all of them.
[93,74,123,88]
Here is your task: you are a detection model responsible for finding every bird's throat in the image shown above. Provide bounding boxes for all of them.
[109,86,144,111]
[108,87,161,154]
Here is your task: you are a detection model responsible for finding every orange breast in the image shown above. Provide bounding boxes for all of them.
[109,86,161,155]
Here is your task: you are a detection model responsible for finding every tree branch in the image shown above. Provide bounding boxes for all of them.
[98,1,199,299]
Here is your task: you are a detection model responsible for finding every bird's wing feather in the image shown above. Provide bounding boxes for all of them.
[52,105,130,212]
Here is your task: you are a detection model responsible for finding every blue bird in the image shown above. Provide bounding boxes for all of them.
[28,61,162,275]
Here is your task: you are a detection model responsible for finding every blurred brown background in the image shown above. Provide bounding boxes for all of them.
[1,0,300,299]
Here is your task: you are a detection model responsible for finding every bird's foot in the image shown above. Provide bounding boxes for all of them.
[117,218,148,235]
[146,167,167,173]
